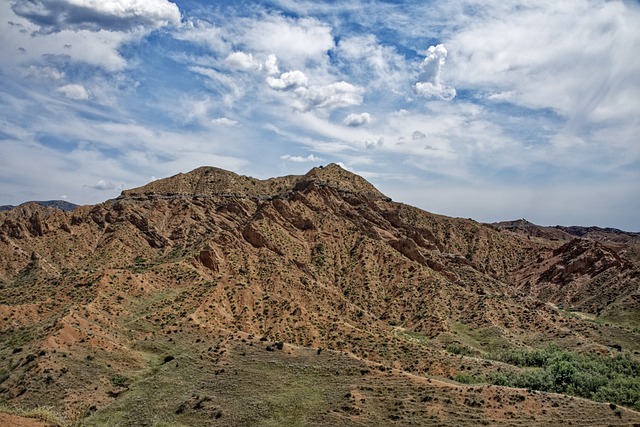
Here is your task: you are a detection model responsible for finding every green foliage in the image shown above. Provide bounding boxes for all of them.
[111,375,129,388]
[453,373,482,384]
[446,343,473,356]
[311,242,326,266]
[488,344,640,410]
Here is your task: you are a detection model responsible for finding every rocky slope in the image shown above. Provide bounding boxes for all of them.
[1,164,639,426]
[0,200,78,212]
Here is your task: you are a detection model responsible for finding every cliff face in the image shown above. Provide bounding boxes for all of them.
[1,164,639,425]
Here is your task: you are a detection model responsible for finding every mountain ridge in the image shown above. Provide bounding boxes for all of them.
[0,200,78,212]
[1,164,639,426]
[120,163,388,202]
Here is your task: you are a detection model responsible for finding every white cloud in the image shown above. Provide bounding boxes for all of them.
[280,154,324,162]
[414,44,456,100]
[212,117,239,126]
[173,19,227,54]
[302,81,364,110]
[264,54,279,75]
[11,0,181,33]
[87,179,118,190]
[20,65,65,80]
[336,35,406,89]
[225,51,261,71]
[189,66,244,105]
[266,70,309,90]
[0,3,134,72]
[239,15,333,69]
[446,1,640,124]
[343,112,371,127]
[57,84,90,100]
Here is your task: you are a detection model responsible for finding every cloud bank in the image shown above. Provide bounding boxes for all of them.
[12,0,181,33]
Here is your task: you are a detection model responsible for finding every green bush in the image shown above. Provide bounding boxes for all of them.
[446,343,473,356]
[111,374,129,388]
[487,344,640,410]
[453,373,482,384]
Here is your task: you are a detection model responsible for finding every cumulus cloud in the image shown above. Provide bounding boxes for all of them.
[57,84,90,100]
[212,117,239,126]
[343,112,371,127]
[263,68,362,111]
[86,179,118,190]
[241,16,333,69]
[302,81,364,110]
[280,154,324,162]
[414,44,456,100]
[11,0,181,33]
[266,70,308,90]
[225,51,261,71]
[264,54,279,75]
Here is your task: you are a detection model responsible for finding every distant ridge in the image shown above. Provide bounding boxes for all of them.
[492,218,639,242]
[0,200,78,212]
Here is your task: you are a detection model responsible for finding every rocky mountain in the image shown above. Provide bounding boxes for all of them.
[0,200,78,212]
[493,219,640,250]
[1,164,639,426]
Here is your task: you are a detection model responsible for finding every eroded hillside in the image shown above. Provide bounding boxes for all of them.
[1,164,639,426]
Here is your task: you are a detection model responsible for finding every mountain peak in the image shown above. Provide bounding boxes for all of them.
[120,163,387,201]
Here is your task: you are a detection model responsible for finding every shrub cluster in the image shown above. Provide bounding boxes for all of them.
[488,344,640,410]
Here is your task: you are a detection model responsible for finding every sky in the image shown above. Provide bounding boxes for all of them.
[1,0,639,231]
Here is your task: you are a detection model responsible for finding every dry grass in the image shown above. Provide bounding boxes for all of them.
[0,405,68,426]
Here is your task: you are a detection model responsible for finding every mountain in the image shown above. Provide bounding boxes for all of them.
[492,219,640,246]
[0,200,78,212]
[1,164,639,426]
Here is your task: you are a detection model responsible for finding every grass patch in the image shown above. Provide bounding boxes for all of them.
[0,405,68,426]
[452,373,483,385]
[449,322,509,353]
[83,338,334,427]
[394,328,430,345]
[247,361,326,427]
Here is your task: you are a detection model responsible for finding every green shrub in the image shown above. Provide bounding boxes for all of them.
[446,343,473,356]
[111,374,129,388]
[453,373,482,384]
[487,344,640,410]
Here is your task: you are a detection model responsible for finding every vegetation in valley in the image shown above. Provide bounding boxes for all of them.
[486,344,640,411]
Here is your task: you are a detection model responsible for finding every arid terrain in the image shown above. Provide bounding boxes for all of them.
[1,164,639,426]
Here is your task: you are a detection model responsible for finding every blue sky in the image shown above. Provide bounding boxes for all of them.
[1,0,639,230]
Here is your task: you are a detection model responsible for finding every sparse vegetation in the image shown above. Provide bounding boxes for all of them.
[0,405,68,427]
[1,165,639,426]
[446,343,474,356]
[111,374,130,388]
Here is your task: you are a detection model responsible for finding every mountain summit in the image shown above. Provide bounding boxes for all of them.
[1,165,639,426]
[121,163,386,201]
